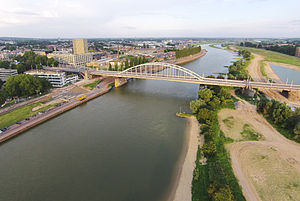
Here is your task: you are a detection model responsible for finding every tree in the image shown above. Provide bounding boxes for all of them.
[197,108,211,123]
[108,63,112,71]
[0,61,10,69]
[217,74,224,79]
[213,186,234,201]
[0,90,7,105]
[209,97,221,108]
[198,88,213,103]
[0,79,3,88]
[125,59,129,69]
[202,141,217,157]
[114,62,119,71]
[190,99,206,113]
[218,88,231,102]
[294,123,300,140]
[119,62,124,71]
[5,74,51,98]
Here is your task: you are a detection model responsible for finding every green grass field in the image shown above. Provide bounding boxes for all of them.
[235,46,300,67]
[84,79,102,89]
[0,102,57,129]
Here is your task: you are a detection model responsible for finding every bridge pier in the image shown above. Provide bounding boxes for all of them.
[84,70,91,80]
[283,90,300,101]
[115,78,127,88]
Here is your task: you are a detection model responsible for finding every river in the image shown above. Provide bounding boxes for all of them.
[0,45,237,201]
[270,64,300,85]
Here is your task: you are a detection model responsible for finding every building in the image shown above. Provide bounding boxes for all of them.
[25,70,78,88]
[296,47,300,58]
[73,39,88,55]
[0,68,18,81]
[0,52,16,61]
[47,53,93,67]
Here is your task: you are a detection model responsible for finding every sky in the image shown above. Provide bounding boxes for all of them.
[0,0,299,38]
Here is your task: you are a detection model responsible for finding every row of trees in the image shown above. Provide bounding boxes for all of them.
[0,51,59,74]
[257,98,300,141]
[175,46,202,59]
[265,45,297,56]
[227,50,251,80]
[240,42,297,56]
[191,86,246,201]
[108,56,149,71]
[0,74,51,105]
[13,51,59,73]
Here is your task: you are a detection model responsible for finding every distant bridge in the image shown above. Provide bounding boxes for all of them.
[88,62,300,91]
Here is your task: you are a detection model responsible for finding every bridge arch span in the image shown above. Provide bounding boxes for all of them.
[120,62,204,81]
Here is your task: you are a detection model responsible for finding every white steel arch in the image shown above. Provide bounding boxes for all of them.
[120,62,204,81]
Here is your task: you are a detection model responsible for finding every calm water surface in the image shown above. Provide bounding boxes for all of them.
[270,64,300,84]
[0,45,237,201]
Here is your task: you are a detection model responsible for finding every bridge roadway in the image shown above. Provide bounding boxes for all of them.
[90,70,300,90]
[45,63,300,91]
[89,62,300,91]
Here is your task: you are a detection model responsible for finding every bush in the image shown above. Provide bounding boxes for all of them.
[202,141,217,157]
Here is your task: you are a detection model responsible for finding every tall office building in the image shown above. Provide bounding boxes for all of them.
[296,47,300,58]
[72,39,88,55]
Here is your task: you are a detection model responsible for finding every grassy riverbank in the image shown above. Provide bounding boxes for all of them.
[191,86,245,201]
[235,46,300,67]
[0,101,57,128]
[84,79,103,89]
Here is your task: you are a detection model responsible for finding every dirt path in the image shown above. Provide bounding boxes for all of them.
[247,53,300,107]
[248,54,266,82]
[219,98,300,201]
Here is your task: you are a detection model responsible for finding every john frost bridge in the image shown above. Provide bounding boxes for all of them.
[87,62,300,91]
[47,62,300,91]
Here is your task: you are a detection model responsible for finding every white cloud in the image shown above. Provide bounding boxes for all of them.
[0,0,299,37]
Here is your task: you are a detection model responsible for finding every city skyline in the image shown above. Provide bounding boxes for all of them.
[0,0,300,38]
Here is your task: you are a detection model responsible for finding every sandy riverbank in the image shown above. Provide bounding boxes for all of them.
[167,116,201,201]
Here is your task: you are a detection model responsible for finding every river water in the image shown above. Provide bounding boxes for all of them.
[0,45,237,201]
[270,64,300,85]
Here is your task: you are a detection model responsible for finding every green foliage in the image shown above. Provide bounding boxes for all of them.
[176,46,201,59]
[0,101,57,128]
[4,74,51,98]
[202,141,217,157]
[0,79,3,88]
[209,97,221,108]
[84,79,102,89]
[12,51,58,73]
[257,98,300,142]
[0,60,10,69]
[197,108,212,123]
[236,46,300,67]
[241,42,297,56]
[294,123,300,140]
[190,99,206,113]
[198,88,213,103]
[114,62,118,71]
[211,185,234,201]
[192,86,246,201]
[0,90,8,105]
[241,124,262,141]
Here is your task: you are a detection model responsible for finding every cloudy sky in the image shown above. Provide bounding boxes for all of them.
[0,0,299,38]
